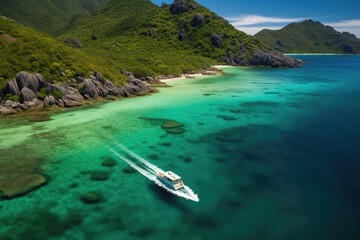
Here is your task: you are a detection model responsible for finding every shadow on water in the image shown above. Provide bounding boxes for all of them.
[148,184,190,213]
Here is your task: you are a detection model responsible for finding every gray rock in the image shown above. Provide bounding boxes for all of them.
[4,100,14,108]
[212,34,222,48]
[192,14,205,26]
[62,98,83,107]
[45,83,58,95]
[0,107,17,115]
[92,79,109,97]
[121,78,154,96]
[33,99,41,106]
[64,37,82,48]
[178,29,186,41]
[5,79,20,96]
[225,51,235,65]
[56,99,65,107]
[60,86,84,107]
[82,79,99,99]
[15,72,45,93]
[94,72,105,84]
[18,104,28,110]
[170,0,187,14]
[92,35,98,40]
[48,96,56,106]
[43,96,50,107]
[26,101,36,108]
[19,87,36,103]
[104,80,122,96]
[251,49,303,68]
[145,76,154,83]
[11,102,18,108]
[76,76,84,83]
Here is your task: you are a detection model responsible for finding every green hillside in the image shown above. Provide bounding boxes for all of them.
[255,19,360,54]
[0,0,108,35]
[61,0,299,76]
[145,0,266,63]
[0,0,301,91]
[0,16,126,90]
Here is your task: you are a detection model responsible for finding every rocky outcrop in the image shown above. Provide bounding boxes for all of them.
[64,37,82,48]
[251,49,303,68]
[81,71,155,99]
[225,45,249,66]
[94,71,105,84]
[178,29,186,41]
[212,34,222,48]
[60,86,84,107]
[1,71,155,115]
[192,14,205,27]
[5,79,20,96]
[170,0,187,14]
[122,78,154,96]
[224,45,302,68]
[44,95,56,107]
[15,71,45,93]
[19,87,36,103]
[83,79,100,99]
[104,80,126,96]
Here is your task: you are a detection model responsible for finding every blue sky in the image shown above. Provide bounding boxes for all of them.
[152,0,360,37]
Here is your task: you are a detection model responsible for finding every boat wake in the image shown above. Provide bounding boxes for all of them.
[109,144,199,202]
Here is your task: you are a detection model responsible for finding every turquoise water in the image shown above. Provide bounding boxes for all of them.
[0,55,359,239]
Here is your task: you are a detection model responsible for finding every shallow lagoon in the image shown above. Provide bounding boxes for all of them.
[0,55,359,239]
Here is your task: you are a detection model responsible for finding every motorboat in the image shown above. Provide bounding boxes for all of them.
[157,171,184,190]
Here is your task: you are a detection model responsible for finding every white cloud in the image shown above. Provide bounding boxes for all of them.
[327,19,360,28]
[325,19,360,37]
[228,15,305,27]
[227,15,306,35]
[226,15,360,38]
[236,26,283,35]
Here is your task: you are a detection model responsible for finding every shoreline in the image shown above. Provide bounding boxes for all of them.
[159,66,225,83]
[0,67,225,117]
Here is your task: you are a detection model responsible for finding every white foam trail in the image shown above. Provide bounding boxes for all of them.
[109,146,199,202]
[116,143,162,173]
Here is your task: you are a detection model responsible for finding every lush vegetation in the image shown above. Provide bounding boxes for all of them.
[0,0,277,90]
[0,16,126,89]
[255,20,360,54]
[0,0,108,35]
[144,0,267,62]
[61,0,216,77]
